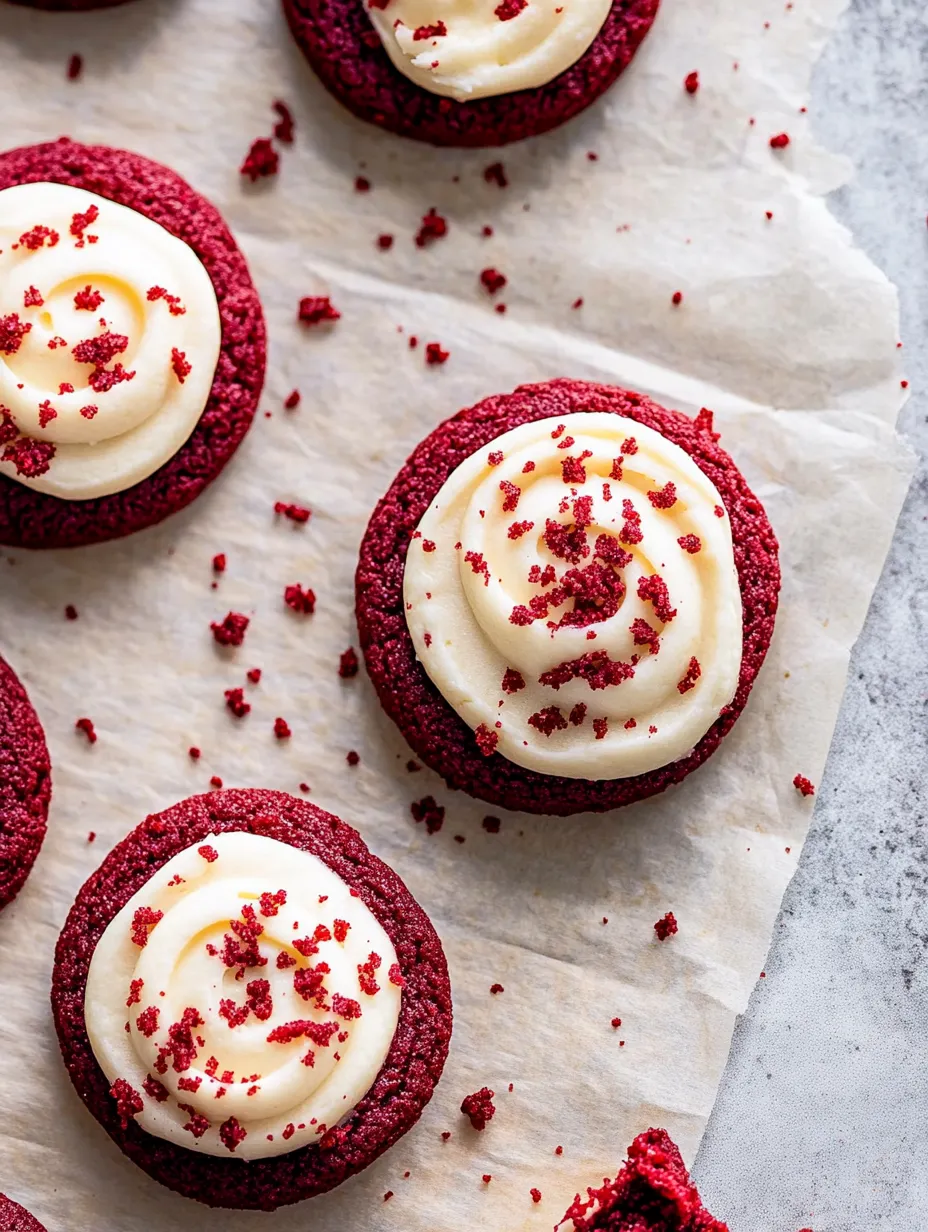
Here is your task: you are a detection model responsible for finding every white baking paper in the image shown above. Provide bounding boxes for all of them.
[0,0,914,1228]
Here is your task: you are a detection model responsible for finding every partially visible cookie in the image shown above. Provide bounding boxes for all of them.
[558,1129,729,1230]
[0,656,51,912]
[0,1195,46,1232]
[282,0,660,148]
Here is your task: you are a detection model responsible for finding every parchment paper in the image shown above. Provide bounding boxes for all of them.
[0,0,914,1228]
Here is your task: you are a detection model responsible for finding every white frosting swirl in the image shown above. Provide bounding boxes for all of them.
[0,182,220,499]
[85,831,402,1160]
[367,0,612,102]
[403,411,743,780]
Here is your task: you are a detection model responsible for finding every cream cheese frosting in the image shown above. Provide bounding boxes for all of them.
[0,181,221,500]
[403,411,743,780]
[367,0,613,102]
[85,831,403,1160]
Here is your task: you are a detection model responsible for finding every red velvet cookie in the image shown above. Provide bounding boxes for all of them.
[356,378,780,816]
[282,0,660,148]
[51,789,452,1210]
[0,139,266,550]
[0,1195,47,1232]
[558,1128,728,1230]
[0,655,51,912]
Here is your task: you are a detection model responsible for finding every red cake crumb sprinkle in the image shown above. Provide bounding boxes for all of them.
[413,20,447,38]
[74,285,105,312]
[219,1117,247,1152]
[611,1016,622,1028]
[241,138,279,182]
[637,574,677,623]
[277,952,297,969]
[415,207,449,247]
[488,450,504,466]
[298,296,340,326]
[333,919,351,943]
[677,657,701,694]
[593,717,608,740]
[188,746,201,760]
[2,436,57,478]
[274,717,292,740]
[143,1075,169,1102]
[273,99,295,144]
[677,534,702,553]
[490,983,504,995]
[23,286,43,307]
[127,979,144,1007]
[212,553,227,575]
[147,286,186,316]
[377,233,394,250]
[284,582,316,613]
[339,647,360,678]
[225,687,251,719]
[684,70,700,93]
[647,481,677,509]
[531,1188,543,1203]
[169,347,191,384]
[770,132,791,149]
[210,776,223,789]
[75,716,97,744]
[346,750,360,767]
[474,724,499,757]
[630,617,661,656]
[65,604,79,620]
[484,162,508,187]
[275,501,312,523]
[426,341,450,365]
[37,399,56,430]
[464,550,490,585]
[461,1087,496,1130]
[411,795,445,835]
[480,267,507,295]
[793,774,815,797]
[654,911,678,941]
[284,389,301,411]
[110,1078,143,1129]
[387,963,406,988]
[198,845,219,863]
[354,175,371,192]
[78,404,98,420]
[136,1006,160,1037]
[358,952,382,995]
[0,312,32,355]
[495,0,527,17]
[130,907,163,948]
[482,816,501,833]
[67,53,83,80]
[384,1191,394,1202]
[69,203,98,247]
[501,667,525,694]
[17,225,60,252]
[211,611,249,647]
[482,1174,492,1184]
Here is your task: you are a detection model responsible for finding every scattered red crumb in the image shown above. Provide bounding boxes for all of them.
[241,138,279,182]
[219,1117,247,1152]
[413,20,447,38]
[274,501,311,523]
[654,912,678,941]
[0,312,32,355]
[274,717,292,740]
[110,1078,143,1129]
[671,290,683,306]
[171,348,191,384]
[284,582,316,614]
[87,831,96,843]
[484,162,508,188]
[64,603,79,620]
[67,53,83,80]
[188,746,201,762]
[571,297,584,310]
[461,1087,496,1131]
[377,233,394,250]
[684,70,699,94]
[212,552,227,575]
[198,845,219,863]
[494,0,527,19]
[770,132,791,149]
[611,1017,622,1028]
[2,435,57,478]
[441,1131,452,1141]
[16,226,59,252]
[346,750,360,766]
[411,795,445,835]
[474,724,499,757]
[648,481,677,509]
[284,389,300,410]
[490,983,504,994]
[225,687,251,719]
[481,224,494,237]
[74,285,105,312]
[531,1188,543,1204]
[298,296,340,326]
[677,656,702,694]
[501,667,525,694]
[339,647,360,678]
[480,268,507,295]
[210,775,223,789]
[482,1174,492,1184]
[677,534,702,553]
[75,716,97,744]
[384,1191,394,1202]
[354,175,371,192]
[273,99,295,143]
[482,816,501,833]
[130,906,163,948]
[793,774,815,797]
[211,611,249,648]
[415,207,449,247]
[425,341,450,366]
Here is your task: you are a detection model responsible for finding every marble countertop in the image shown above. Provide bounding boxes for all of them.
[695,3,928,1228]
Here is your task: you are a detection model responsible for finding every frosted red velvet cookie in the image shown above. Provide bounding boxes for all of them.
[357,379,780,816]
[558,1129,729,1230]
[51,790,451,1209]
[0,655,51,911]
[282,0,660,148]
[0,1194,47,1232]
[0,139,265,549]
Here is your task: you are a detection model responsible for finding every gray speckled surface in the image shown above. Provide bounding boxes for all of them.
[695,3,928,1229]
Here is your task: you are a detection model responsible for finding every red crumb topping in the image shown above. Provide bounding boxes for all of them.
[647,481,677,509]
[793,774,815,797]
[147,285,186,316]
[490,983,504,995]
[501,667,525,694]
[273,99,295,143]
[770,132,791,149]
[339,647,360,678]
[684,70,699,93]
[298,296,340,326]
[654,911,678,941]
[143,1075,169,1103]
[79,404,98,419]
[277,952,297,969]
[75,716,97,744]
[354,175,371,192]
[210,776,223,788]
[676,657,701,694]
[188,746,201,760]
[411,796,445,835]
[17,225,59,252]
[110,1078,143,1129]
[593,717,608,740]
[346,750,360,766]
[74,285,105,312]
[672,291,683,306]
[377,233,394,250]
[284,389,301,410]
[37,400,58,428]
[483,1175,492,1184]
[480,267,507,295]
[126,979,144,1007]
[274,717,292,739]
[358,951,382,996]
[539,651,635,692]
[495,0,527,17]
[528,706,568,737]
[65,604,79,620]
[461,1087,496,1130]
[484,162,508,188]
[211,611,249,647]
[531,1188,543,1204]
[415,207,449,247]
[219,1117,247,1152]
[413,20,447,38]
[136,1006,160,1037]
[284,582,316,613]
[259,890,287,917]
[67,53,83,80]
[69,204,98,246]
[171,348,192,384]
[561,452,591,484]
[630,617,661,656]
[332,993,363,1020]
[274,501,311,523]
[637,574,677,623]
[482,816,501,833]
[0,312,32,355]
[225,687,251,719]
[426,341,450,365]
[198,844,219,863]
[611,1017,622,1029]
[464,550,490,585]
[212,552,227,573]
[499,479,521,511]
[677,534,702,553]
[2,436,57,478]
[130,906,163,948]
[241,138,279,182]
[23,286,43,307]
[475,724,499,757]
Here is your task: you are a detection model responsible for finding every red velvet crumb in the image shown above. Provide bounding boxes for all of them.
[793,774,815,797]
[461,1087,496,1130]
[530,1188,542,1204]
[65,604,78,620]
[346,750,360,766]
[110,1078,143,1129]
[770,132,791,149]
[241,138,279,182]
[677,534,701,553]
[225,687,251,719]
[67,53,83,80]
[484,162,507,187]
[273,100,295,144]
[339,647,359,678]
[480,268,507,295]
[425,341,450,366]
[415,208,448,247]
[274,501,311,523]
[482,816,501,833]
[654,911,678,941]
[284,583,316,614]
[298,296,340,326]
[684,70,699,94]
[211,611,249,647]
[75,716,97,744]
[377,234,394,250]
[490,983,504,994]
[411,795,445,835]
[274,717,292,739]
[284,389,300,410]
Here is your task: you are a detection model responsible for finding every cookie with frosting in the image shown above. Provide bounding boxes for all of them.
[0,655,51,912]
[0,139,265,549]
[557,1128,729,1230]
[0,1194,47,1232]
[357,378,780,815]
[51,789,451,1209]
[282,0,660,147]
